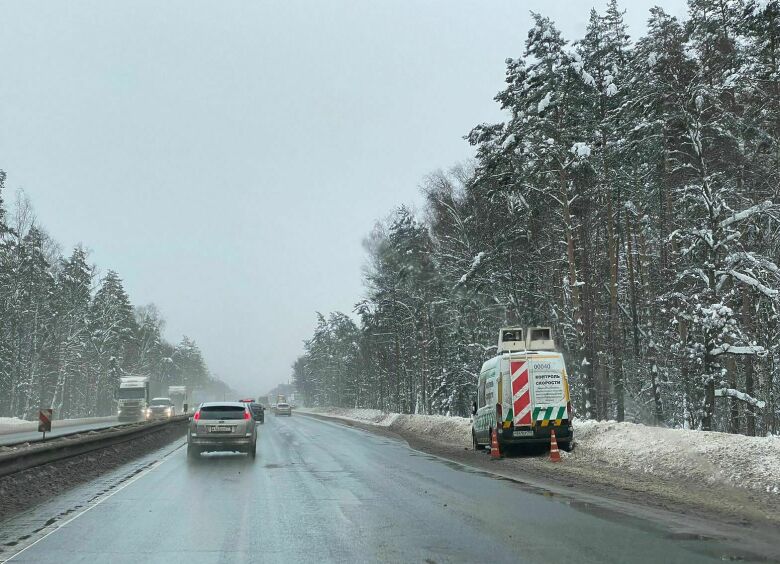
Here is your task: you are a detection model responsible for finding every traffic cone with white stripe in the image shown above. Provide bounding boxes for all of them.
[549,429,561,463]
[490,428,502,460]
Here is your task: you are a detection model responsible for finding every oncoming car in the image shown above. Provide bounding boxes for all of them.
[146,397,175,419]
[187,402,257,460]
[275,402,292,416]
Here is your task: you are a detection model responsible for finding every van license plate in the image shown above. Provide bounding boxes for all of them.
[209,425,232,433]
[513,429,533,437]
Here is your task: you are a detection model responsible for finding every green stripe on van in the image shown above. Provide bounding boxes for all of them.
[533,405,567,423]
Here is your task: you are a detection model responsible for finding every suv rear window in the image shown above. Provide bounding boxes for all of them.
[200,406,246,420]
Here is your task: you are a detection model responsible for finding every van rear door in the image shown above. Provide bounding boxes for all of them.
[509,354,533,431]
[529,355,568,426]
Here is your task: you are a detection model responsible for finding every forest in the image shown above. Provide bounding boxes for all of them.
[293,0,780,435]
[0,177,227,420]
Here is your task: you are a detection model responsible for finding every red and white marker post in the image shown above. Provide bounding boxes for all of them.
[38,408,53,440]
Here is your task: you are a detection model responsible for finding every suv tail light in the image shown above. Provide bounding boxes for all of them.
[193,410,201,421]
[243,411,251,420]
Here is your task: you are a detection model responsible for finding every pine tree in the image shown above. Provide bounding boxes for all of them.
[51,247,93,417]
[89,270,137,415]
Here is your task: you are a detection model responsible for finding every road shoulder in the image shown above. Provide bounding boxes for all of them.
[298,411,780,539]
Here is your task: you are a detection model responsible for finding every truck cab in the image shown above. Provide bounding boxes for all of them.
[472,327,573,452]
[118,376,151,421]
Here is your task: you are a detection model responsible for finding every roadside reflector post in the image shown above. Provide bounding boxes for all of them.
[38,408,53,440]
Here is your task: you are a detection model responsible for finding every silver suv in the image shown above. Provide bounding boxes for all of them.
[187,402,257,460]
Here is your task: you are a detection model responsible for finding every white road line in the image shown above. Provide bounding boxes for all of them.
[1,443,185,563]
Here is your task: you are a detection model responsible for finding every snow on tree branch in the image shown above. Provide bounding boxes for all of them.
[711,344,766,357]
[454,251,486,288]
[714,388,766,409]
[719,201,774,229]
[728,270,779,299]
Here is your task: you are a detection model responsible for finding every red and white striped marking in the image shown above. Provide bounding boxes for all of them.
[38,408,52,433]
[511,360,532,426]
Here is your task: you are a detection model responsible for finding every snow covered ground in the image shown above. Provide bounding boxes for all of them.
[573,419,780,495]
[304,408,780,496]
[0,415,117,435]
[0,417,30,430]
[305,407,472,447]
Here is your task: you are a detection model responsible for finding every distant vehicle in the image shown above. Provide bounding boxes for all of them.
[147,397,175,419]
[188,402,257,460]
[168,385,187,412]
[249,402,265,423]
[275,402,292,416]
[118,376,151,421]
[238,398,264,423]
[472,327,573,453]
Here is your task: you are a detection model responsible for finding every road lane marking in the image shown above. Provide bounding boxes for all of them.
[1,442,185,563]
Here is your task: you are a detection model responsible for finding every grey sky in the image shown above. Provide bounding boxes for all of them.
[0,1,687,395]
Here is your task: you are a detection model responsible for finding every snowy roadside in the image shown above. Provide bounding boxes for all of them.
[302,407,780,497]
[0,416,117,436]
[300,407,472,448]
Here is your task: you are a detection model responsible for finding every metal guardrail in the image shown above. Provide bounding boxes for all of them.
[0,415,189,478]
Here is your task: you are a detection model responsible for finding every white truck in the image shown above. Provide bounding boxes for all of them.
[118,376,151,421]
[471,327,573,452]
[168,385,187,413]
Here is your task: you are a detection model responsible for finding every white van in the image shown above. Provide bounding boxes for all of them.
[472,327,573,451]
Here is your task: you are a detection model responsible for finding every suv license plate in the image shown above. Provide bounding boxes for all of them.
[209,425,233,433]
[513,429,533,437]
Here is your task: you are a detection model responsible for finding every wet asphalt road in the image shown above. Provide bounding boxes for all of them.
[1,414,771,563]
[0,418,121,446]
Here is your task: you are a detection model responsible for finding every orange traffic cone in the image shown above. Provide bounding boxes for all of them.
[549,429,561,463]
[490,428,502,460]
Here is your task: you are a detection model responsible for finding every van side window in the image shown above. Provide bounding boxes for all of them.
[477,374,486,408]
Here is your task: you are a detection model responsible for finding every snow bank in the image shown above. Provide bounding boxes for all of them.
[572,419,780,495]
[0,417,30,428]
[0,415,117,435]
[306,408,780,495]
[305,408,471,448]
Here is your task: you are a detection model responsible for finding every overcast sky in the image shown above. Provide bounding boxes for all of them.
[0,0,687,396]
